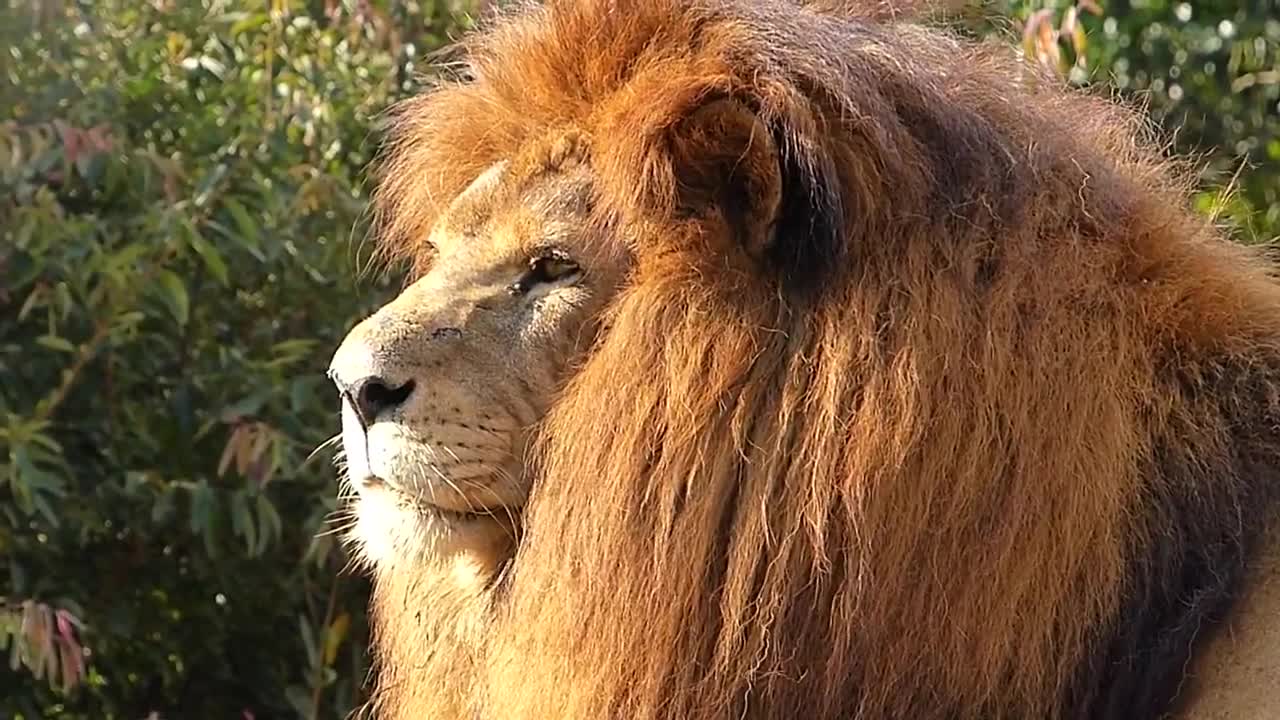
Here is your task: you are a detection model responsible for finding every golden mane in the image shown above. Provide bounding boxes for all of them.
[369,0,1280,718]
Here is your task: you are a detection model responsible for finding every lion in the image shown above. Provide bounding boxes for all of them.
[326,0,1280,718]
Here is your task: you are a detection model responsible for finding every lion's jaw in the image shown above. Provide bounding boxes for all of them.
[328,151,626,571]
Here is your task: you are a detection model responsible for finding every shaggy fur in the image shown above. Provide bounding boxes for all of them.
[367,0,1280,717]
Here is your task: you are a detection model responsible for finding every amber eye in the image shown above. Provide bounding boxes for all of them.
[510,253,581,294]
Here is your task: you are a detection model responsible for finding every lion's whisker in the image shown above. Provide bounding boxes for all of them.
[308,433,344,465]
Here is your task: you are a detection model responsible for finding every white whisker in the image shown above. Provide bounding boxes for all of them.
[307,434,344,465]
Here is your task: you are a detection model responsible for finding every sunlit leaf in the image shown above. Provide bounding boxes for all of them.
[156,270,191,326]
[16,286,45,323]
[183,222,232,286]
[222,196,264,256]
[193,163,230,208]
[35,335,76,354]
[323,612,350,667]
[229,12,270,36]
[197,55,228,79]
[218,424,245,478]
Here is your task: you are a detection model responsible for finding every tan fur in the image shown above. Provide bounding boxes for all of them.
[1175,523,1280,719]
[363,523,510,719]
[336,1,1280,718]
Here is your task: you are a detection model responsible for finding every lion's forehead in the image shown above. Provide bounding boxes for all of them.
[429,154,611,260]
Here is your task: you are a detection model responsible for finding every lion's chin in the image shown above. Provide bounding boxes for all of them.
[349,479,520,571]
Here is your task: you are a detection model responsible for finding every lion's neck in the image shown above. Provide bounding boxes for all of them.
[366,525,512,720]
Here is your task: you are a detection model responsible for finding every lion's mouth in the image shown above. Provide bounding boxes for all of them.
[357,473,514,524]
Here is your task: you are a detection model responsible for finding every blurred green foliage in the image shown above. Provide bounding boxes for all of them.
[1,0,477,717]
[0,0,1276,718]
[978,0,1280,238]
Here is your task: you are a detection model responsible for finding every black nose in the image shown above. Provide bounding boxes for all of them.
[344,376,416,427]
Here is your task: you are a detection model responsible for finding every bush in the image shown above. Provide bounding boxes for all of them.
[0,1,477,717]
[977,0,1280,238]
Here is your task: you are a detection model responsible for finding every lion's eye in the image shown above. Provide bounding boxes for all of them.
[510,254,581,294]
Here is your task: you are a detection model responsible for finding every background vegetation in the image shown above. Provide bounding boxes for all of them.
[1,0,1276,718]
[1,1,479,717]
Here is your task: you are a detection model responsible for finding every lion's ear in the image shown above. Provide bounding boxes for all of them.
[668,98,783,261]
[666,97,843,293]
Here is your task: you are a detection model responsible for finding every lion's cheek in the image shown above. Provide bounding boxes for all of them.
[361,425,432,495]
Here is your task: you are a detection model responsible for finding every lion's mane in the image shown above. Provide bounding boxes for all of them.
[370,1,1280,718]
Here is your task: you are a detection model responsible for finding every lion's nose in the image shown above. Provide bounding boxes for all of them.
[341,375,416,427]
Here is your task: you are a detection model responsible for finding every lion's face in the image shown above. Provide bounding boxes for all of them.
[328,152,627,565]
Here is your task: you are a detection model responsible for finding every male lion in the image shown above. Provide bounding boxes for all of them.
[327,0,1280,718]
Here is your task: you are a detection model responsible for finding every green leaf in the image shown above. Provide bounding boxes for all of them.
[27,431,63,455]
[12,447,66,496]
[105,243,151,275]
[184,223,231,286]
[303,533,333,570]
[228,12,270,36]
[222,197,263,255]
[271,338,318,356]
[17,287,45,323]
[156,270,190,326]
[6,560,26,597]
[123,471,151,494]
[266,339,319,369]
[193,164,229,208]
[187,480,216,537]
[53,283,74,323]
[9,626,21,672]
[289,376,319,414]
[221,390,272,421]
[285,685,313,718]
[34,335,75,354]
[298,616,319,668]
[111,311,147,332]
[255,493,282,555]
[151,487,177,526]
[323,612,350,667]
[197,55,227,79]
[3,250,41,291]
[31,494,59,528]
[230,490,258,557]
[1071,23,1087,60]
